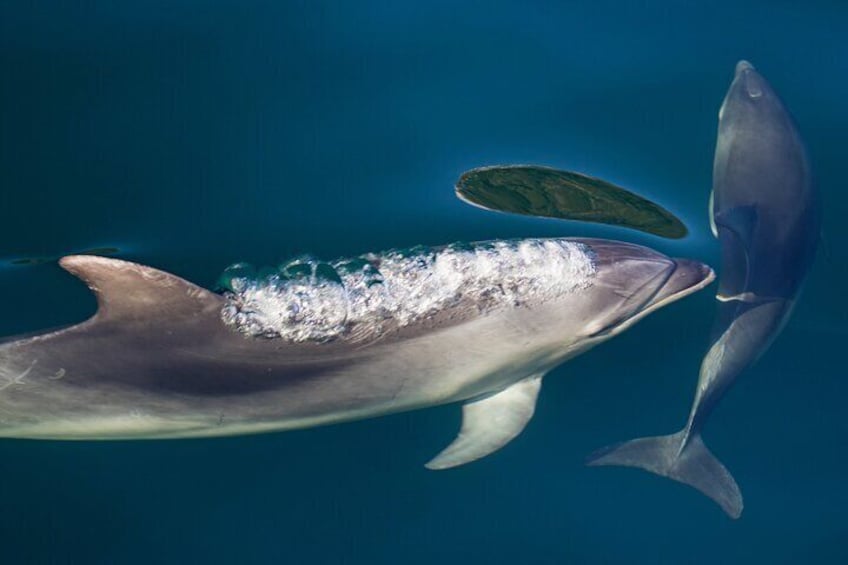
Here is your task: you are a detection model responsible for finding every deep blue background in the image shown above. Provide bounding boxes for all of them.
[1,1,846,563]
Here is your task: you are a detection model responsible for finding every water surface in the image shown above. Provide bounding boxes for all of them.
[0,2,845,563]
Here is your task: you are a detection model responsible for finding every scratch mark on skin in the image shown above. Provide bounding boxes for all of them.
[0,360,37,391]
[391,378,407,403]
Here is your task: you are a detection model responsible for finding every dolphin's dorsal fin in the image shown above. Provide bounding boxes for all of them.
[425,374,543,470]
[59,255,223,322]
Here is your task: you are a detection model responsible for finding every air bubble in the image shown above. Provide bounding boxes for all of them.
[217,262,256,293]
[220,239,597,343]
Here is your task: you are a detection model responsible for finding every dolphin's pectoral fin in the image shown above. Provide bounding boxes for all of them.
[708,190,717,238]
[59,255,224,323]
[714,205,757,245]
[714,205,758,300]
[425,374,543,470]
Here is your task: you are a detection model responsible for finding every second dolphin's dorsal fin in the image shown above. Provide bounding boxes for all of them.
[59,255,224,323]
[425,373,543,470]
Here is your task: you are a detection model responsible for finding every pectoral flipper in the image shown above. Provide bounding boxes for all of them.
[426,374,542,470]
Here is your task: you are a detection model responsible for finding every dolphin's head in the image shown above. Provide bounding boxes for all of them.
[718,61,785,126]
[575,239,714,338]
[713,60,813,224]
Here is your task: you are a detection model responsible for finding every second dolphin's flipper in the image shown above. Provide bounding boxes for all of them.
[586,432,743,519]
[425,374,543,470]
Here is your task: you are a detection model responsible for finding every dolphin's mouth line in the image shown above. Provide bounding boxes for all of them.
[620,263,716,330]
[588,261,715,339]
[585,263,675,339]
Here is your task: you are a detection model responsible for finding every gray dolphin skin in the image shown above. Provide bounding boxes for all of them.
[0,238,712,470]
[587,61,820,518]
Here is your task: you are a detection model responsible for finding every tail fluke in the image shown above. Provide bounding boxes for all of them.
[586,430,743,519]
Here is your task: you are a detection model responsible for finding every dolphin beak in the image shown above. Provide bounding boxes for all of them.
[735,60,755,75]
[645,258,715,310]
[583,244,715,338]
[599,258,715,337]
[731,59,766,100]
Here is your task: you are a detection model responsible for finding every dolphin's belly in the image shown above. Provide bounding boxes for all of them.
[0,305,589,440]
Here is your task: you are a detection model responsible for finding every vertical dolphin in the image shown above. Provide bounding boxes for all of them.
[587,61,820,518]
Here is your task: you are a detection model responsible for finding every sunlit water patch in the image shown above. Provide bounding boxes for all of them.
[218,239,597,343]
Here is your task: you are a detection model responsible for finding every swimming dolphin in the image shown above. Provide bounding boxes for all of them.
[587,61,819,518]
[0,238,712,470]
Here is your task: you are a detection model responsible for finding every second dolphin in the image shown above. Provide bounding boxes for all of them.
[587,61,820,518]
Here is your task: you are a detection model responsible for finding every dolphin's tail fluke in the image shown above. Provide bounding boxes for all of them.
[586,430,743,519]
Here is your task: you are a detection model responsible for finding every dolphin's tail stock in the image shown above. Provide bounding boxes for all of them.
[586,429,743,519]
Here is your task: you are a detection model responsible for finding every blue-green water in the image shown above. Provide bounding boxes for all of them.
[0,2,845,563]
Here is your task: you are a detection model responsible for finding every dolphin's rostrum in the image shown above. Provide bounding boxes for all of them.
[587,61,820,518]
[0,238,712,471]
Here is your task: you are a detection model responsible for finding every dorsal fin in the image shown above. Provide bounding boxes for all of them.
[59,255,224,322]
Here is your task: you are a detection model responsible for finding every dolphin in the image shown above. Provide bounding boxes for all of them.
[0,238,712,469]
[587,61,820,518]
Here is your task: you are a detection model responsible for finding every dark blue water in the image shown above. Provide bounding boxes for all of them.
[1,2,845,563]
